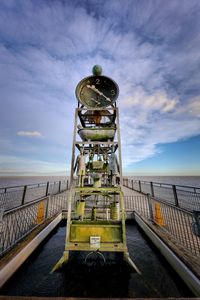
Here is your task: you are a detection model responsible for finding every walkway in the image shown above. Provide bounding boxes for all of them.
[122,185,200,279]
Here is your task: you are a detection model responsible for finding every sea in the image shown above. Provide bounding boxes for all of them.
[128,176,200,188]
[0,175,199,188]
[0,176,69,188]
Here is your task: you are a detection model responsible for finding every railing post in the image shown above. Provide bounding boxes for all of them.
[46,181,49,196]
[172,185,179,207]
[132,180,134,190]
[58,181,61,193]
[0,209,4,244]
[150,182,154,197]
[21,185,27,206]
[67,180,69,190]
[147,194,154,222]
[192,211,200,236]
[45,196,50,219]
[139,180,141,193]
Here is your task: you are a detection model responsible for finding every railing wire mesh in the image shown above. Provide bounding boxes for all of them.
[124,193,200,257]
[0,192,68,256]
[0,180,69,211]
[123,178,200,212]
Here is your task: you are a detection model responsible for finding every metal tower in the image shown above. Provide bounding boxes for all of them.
[53,65,139,272]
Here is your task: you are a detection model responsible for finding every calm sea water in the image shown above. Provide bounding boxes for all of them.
[0,176,199,188]
[0,176,69,188]
[130,176,200,188]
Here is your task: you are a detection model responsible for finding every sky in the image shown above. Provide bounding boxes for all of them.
[0,0,200,176]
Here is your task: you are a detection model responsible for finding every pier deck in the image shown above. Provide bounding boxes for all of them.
[0,181,200,295]
[122,185,200,283]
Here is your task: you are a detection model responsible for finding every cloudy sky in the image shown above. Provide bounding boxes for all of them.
[0,0,200,176]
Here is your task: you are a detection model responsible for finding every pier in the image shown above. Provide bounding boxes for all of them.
[0,178,200,297]
[0,67,200,298]
[122,180,200,295]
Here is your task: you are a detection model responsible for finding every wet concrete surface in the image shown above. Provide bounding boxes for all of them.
[1,221,194,297]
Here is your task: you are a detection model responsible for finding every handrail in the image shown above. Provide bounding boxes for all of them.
[0,193,67,257]
[0,180,67,191]
[125,178,200,191]
[123,178,200,212]
[0,179,69,211]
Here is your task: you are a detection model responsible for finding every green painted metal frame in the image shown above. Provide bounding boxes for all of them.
[65,187,127,252]
[52,73,140,274]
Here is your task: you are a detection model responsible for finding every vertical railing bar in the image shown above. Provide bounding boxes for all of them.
[185,213,195,254]
[191,212,200,255]
[150,182,154,197]
[147,194,154,222]
[169,206,180,240]
[174,209,186,247]
[172,185,179,207]
[58,181,61,193]
[21,185,27,206]
[46,182,49,197]
[139,180,141,193]
[45,197,49,219]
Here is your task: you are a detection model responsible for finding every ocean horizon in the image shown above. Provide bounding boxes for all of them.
[0,176,69,188]
[0,175,199,188]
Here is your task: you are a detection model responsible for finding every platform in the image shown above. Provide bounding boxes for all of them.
[0,182,200,296]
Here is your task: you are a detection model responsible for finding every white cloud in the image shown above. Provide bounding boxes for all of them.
[122,143,159,166]
[120,89,200,165]
[187,96,200,117]
[0,154,69,175]
[17,131,43,137]
[122,87,179,113]
[0,0,200,174]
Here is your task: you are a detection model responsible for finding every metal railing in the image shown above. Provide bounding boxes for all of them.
[125,195,149,219]
[1,176,199,261]
[0,193,68,257]
[123,178,200,212]
[0,180,69,211]
[124,194,200,257]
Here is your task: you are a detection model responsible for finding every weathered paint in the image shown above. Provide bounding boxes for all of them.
[78,128,115,141]
[69,221,122,243]
[154,202,165,226]
[36,201,45,224]
[75,200,85,218]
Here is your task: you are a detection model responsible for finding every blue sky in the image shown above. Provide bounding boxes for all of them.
[0,0,200,176]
